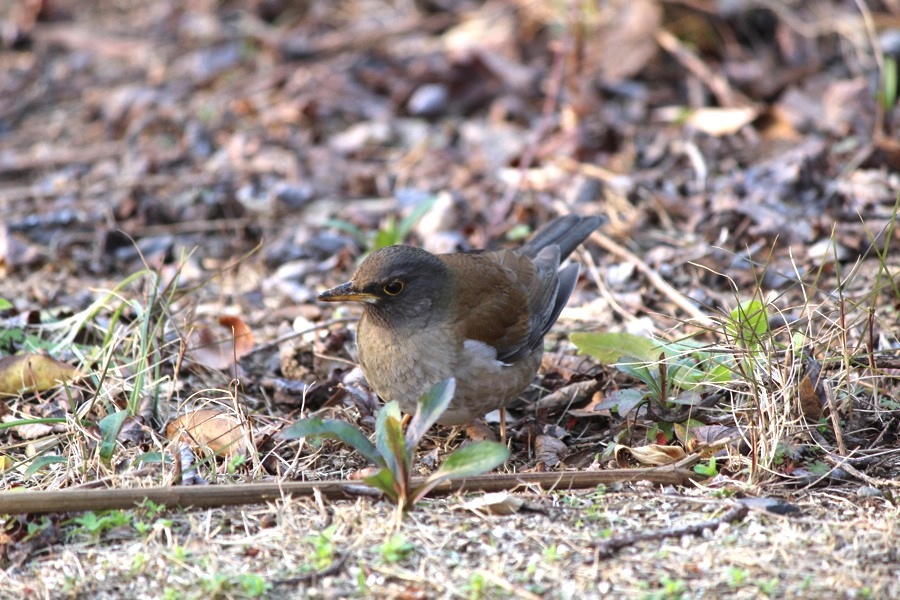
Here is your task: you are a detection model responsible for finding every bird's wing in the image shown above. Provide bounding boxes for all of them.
[441,248,561,363]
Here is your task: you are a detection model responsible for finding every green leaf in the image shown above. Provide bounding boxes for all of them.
[98,411,129,461]
[615,359,659,391]
[693,457,718,477]
[727,299,769,345]
[396,196,438,241]
[406,378,455,450]
[282,418,383,467]
[592,388,647,416]
[380,413,408,493]
[504,223,532,241]
[373,402,409,499]
[0,298,12,310]
[373,217,398,250]
[670,353,732,388]
[412,441,509,504]
[570,332,663,364]
[24,455,67,478]
[364,467,400,502]
[322,218,367,247]
[882,55,897,110]
[375,401,405,474]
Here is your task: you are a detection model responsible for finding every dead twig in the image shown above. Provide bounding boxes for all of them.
[274,552,349,586]
[654,29,754,109]
[593,502,749,558]
[0,458,703,515]
[586,229,714,326]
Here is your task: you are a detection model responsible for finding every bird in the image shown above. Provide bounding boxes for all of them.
[318,214,604,430]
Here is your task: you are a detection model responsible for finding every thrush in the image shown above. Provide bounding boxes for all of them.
[318,214,604,427]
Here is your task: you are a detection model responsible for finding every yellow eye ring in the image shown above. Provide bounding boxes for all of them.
[383,281,404,296]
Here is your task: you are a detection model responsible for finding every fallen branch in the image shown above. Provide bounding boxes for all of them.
[0,457,702,515]
[593,501,749,558]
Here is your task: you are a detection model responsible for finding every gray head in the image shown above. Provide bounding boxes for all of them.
[318,245,451,328]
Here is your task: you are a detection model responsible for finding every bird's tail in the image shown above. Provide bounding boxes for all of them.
[518,214,605,260]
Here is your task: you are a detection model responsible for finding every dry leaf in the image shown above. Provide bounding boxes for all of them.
[3,419,54,440]
[459,492,525,515]
[188,315,255,371]
[614,443,686,467]
[534,434,568,467]
[797,356,824,420]
[165,409,246,457]
[675,423,742,453]
[0,354,82,396]
[687,107,758,137]
[464,420,497,442]
[588,0,662,82]
[797,374,823,420]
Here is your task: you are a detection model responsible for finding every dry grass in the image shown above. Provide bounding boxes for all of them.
[4,486,898,599]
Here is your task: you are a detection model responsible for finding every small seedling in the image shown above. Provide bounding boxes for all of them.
[378,534,414,564]
[68,510,132,538]
[306,524,337,570]
[727,566,748,588]
[693,457,718,477]
[283,378,509,514]
[325,196,438,254]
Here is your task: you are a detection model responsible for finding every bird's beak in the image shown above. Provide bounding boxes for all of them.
[318,281,378,304]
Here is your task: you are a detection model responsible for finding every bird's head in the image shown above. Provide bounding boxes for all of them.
[318,245,451,328]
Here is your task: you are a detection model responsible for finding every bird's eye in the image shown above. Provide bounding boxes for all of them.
[383,280,404,296]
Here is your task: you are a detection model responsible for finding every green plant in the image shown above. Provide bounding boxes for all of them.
[306,524,338,570]
[570,332,729,424]
[199,573,230,595]
[646,576,687,600]
[283,378,509,514]
[542,543,560,563]
[24,517,53,541]
[692,457,718,477]
[378,534,414,564]
[227,453,247,474]
[727,566,748,587]
[325,196,438,253]
[237,574,270,597]
[68,510,132,537]
[880,55,897,110]
[757,578,780,596]
[465,572,487,599]
[356,558,368,594]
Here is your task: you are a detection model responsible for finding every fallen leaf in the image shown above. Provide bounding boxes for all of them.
[687,107,758,137]
[797,355,824,421]
[589,0,662,82]
[187,315,255,371]
[3,419,54,440]
[459,492,525,515]
[675,423,742,453]
[614,443,686,467]
[0,455,15,472]
[464,420,497,442]
[0,354,82,396]
[534,434,568,467]
[165,409,246,457]
[797,373,823,420]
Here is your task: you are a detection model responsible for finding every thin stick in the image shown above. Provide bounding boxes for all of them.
[588,230,713,325]
[0,458,703,515]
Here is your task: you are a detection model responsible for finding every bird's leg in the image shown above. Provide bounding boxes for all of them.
[499,407,507,445]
